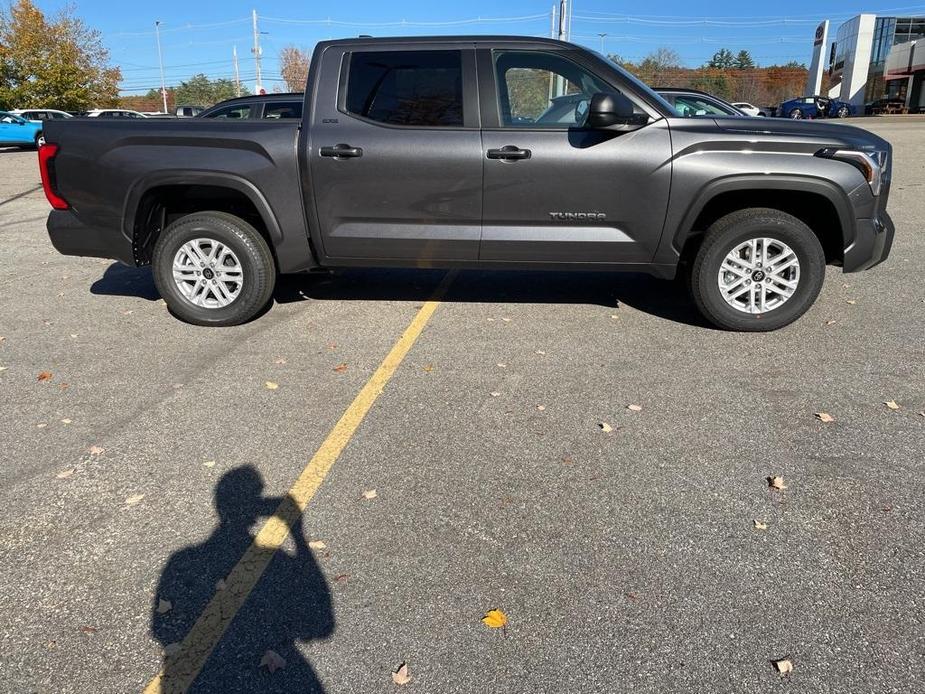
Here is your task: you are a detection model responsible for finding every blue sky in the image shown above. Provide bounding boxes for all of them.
[33,1,925,94]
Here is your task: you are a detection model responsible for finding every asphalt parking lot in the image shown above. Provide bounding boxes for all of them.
[0,117,923,693]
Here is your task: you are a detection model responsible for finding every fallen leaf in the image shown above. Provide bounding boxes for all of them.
[334,573,349,583]
[361,489,377,500]
[274,357,287,365]
[536,405,546,411]
[825,320,836,325]
[37,371,53,382]
[36,422,47,429]
[265,381,279,390]
[814,412,835,423]
[122,310,133,315]
[61,418,72,424]
[89,445,104,456]
[562,455,575,465]
[333,363,348,373]
[884,400,900,410]
[753,520,768,530]
[124,494,144,506]
[260,649,286,673]
[599,422,613,433]
[627,404,642,412]
[203,460,216,468]
[156,599,172,614]
[55,468,75,479]
[79,625,97,635]
[846,299,857,305]
[69,334,78,339]
[58,383,69,390]
[422,364,434,373]
[0,366,7,372]
[772,658,794,674]
[767,476,788,490]
[392,662,412,686]
[919,411,925,418]
[308,540,327,550]
[490,391,501,397]
[496,363,507,368]
[535,350,546,355]
[482,609,508,629]
[501,317,511,322]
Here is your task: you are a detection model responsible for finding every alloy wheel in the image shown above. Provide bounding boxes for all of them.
[172,238,244,308]
[717,237,800,314]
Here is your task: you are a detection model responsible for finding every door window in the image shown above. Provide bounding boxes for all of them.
[345,50,463,127]
[204,104,253,119]
[493,50,612,128]
[263,101,302,119]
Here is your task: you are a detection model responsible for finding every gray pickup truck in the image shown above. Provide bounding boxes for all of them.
[40,36,894,331]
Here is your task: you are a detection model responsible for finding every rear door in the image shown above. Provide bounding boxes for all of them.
[477,46,672,264]
[307,43,482,262]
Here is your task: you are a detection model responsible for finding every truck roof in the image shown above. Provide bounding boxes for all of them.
[317,35,573,49]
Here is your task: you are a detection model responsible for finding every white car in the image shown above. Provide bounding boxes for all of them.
[86,109,149,119]
[731,102,766,117]
[11,108,73,122]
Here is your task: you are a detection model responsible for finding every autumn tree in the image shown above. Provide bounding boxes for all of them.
[173,74,247,107]
[279,46,310,92]
[0,0,120,110]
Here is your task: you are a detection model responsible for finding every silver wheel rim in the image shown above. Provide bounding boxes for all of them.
[172,238,243,309]
[717,237,800,314]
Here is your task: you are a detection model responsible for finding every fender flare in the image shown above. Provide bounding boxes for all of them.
[122,170,285,247]
[672,173,856,254]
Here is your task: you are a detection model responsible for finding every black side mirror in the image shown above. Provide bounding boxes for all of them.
[584,92,648,130]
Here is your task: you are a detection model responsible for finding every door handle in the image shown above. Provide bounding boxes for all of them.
[487,145,531,161]
[320,143,363,158]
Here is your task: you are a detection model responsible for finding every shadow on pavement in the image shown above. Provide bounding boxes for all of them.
[152,466,334,693]
[93,262,708,328]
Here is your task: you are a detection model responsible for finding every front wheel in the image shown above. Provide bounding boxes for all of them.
[836,106,850,118]
[789,108,803,119]
[152,211,276,326]
[689,208,825,331]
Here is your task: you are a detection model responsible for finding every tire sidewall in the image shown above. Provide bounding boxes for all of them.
[695,219,824,331]
[152,213,274,326]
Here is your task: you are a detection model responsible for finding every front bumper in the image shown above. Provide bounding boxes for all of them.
[47,210,135,266]
[843,209,894,273]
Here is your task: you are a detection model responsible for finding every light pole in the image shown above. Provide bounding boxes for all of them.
[598,33,607,53]
[154,21,168,113]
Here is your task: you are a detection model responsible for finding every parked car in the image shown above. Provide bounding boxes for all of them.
[85,109,149,119]
[197,94,303,120]
[0,111,44,148]
[731,101,766,117]
[779,96,853,119]
[175,105,203,118]
[11,109,73,122]
[41,36,893,332]
[865,98,906,115]
[656,88,747,117]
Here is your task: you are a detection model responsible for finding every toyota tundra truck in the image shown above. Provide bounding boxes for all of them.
[39,36,894,331]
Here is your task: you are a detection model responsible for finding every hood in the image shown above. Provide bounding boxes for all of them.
[710,117,888,150]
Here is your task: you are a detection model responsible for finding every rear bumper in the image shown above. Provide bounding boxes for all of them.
[843,210,894,273]
[47,210,135,266]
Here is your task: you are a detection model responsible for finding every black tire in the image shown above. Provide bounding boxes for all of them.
[152,211,276,327]
[789,108,803,119]
[689,208,825,332]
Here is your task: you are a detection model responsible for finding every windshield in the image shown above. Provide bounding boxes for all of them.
[671,94,741,117]
[0,112,24,124]
[586,49,676,115]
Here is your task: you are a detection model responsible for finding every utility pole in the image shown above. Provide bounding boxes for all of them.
[556,0,568,96]
[233,45,241,97]
[154,20,168,113]
[550,4,557,39]
[251,9,263,94]
[598,33,607,53]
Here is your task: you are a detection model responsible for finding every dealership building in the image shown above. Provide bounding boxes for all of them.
[806,14,925,111]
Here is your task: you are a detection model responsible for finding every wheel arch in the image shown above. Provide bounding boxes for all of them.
[673,175,854,267]
[124,172,284,267]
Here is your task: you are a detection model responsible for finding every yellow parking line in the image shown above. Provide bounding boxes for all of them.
[143,270,456,693]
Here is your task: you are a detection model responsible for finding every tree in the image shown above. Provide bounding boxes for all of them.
[734,50,755,69]
[279,46,310,92]
[173,74,247,107]
[0,0,120,110]
[708,48,736,70]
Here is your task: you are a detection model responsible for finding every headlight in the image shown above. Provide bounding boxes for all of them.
[816,147,887,196]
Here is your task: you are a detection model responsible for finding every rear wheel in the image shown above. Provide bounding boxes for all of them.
[789,108,803,119]
[836,106,850,118]
[689,208,825,331]
[152,211,276,326]
[35,132,44,148]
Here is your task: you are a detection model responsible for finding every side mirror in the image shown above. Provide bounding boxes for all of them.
[583,92,648,130]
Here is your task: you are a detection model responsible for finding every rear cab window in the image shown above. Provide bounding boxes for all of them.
[203,104,253,120]
[263,101,302,119]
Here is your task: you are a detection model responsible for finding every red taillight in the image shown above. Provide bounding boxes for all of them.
[38,143,69,210]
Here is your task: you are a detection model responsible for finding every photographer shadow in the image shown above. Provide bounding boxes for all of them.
[152,466,334,693]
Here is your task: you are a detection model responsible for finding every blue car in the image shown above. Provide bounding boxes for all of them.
[0,111,44,148]
[778,96,853,120]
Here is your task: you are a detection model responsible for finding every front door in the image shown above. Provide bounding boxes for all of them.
[308,45,482,262]
[478,48,672,264]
